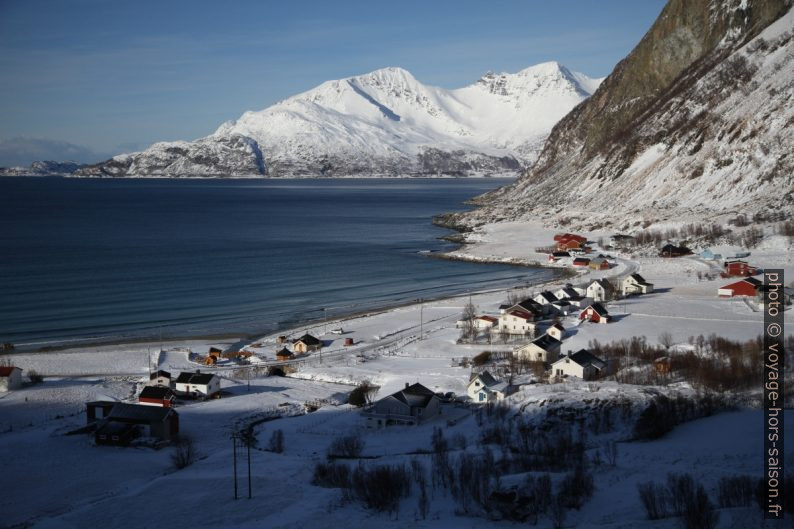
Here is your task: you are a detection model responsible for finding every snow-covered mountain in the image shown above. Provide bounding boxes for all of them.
[441,0,794,229]
[75,62,601,178]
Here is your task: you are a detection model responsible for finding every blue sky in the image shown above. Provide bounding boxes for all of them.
[0,0,665,164]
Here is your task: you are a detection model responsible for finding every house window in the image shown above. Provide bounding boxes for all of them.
[479,392,485,401]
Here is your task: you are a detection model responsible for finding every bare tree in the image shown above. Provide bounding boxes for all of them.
[460,300,478,343]
[658,332,674,350]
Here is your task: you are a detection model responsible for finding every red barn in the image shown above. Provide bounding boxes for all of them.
[573,257,590,266]
[579,303,611,324]
[723,260,758,277]
[717,277,762,298]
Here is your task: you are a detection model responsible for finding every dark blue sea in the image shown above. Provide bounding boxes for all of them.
[0,177,558,348]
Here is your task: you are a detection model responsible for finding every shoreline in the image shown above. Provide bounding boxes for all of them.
[4,256,570,356]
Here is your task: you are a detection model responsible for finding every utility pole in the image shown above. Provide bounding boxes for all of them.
[419,298,424,340]
[231,432,253,499]
[247,441,252,499]
[232,435,238,499]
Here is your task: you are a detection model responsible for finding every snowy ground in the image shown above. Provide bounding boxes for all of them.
[1,219,792,528]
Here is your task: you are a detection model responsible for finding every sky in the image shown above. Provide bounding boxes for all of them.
[0,0,666,165]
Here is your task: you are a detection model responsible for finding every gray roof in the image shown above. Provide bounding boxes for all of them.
[585,302,609,316]
[175,371,216,385]
[139,386,174,400]
[565,349,606,370]
[556,287,580,298]
[293,333,321,346]
[629,273,651,285]
[470,371,499,387]
[390,383,437,408]
[512,299,543,313]
[590,279,613,290]
[537,291,558,303]
[531,334,561,351]
[107,402,176,423]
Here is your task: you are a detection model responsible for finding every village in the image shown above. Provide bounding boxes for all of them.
[1,224,792,528]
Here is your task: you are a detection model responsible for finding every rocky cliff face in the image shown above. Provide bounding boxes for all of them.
[448,0,793,229]
[75,63,600,178]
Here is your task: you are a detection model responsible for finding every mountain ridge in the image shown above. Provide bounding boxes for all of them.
[70,62,601,178]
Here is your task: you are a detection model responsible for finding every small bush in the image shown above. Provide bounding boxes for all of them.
[351,464,411,513]
[557,462,594,510]
[267,429,284,453]
[472,351,492,366]
[327,434,364,458]
[717,475,755,507]
[681,483,719,529]
[638,481,667,519]
[348,381,376,407]
[312,461,351,488]
[27,370,44,384]
[171,436,196,470]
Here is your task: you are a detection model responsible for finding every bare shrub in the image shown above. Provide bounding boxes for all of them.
[327,434,364,459]
[681,482,719,529]
[557,461,594,510]
[638,481,668,519]
[267,429,284,453]
[717,475,755,508]
[312,461,351,488]
[27,370,44,384]
[351,464,411,514]
[171,435,196,470]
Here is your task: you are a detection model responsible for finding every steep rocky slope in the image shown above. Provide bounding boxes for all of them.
[445,0,793,229]
[75,63,600,178]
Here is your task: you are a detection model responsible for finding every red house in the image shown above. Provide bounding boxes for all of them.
[138,386,176,408]
[723,260,758,277]
[557,239,584,250]
[573,257,591,267]
[579,303,611,324]
[554,233,587,243]
[717,277,762,298]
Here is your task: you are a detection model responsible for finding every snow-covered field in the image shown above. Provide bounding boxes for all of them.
[1,220,792,528]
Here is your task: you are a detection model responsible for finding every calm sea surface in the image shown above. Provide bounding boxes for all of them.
[0,177,558,347]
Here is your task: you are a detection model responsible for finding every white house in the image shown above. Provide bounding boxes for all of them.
[498,310,537,336]
[532,290,557,314]
[554,286,580,300]
[457,315,499,330]
[363,383,441,428]
[621,273,654,296]
[545,323,565,341]
[147,370,172,388]
[586,279,615,302]
[515,334,561,363]
[467,371,510,403]
[0,366,23,392]
[551,350,606,380]
[174,371,221,398]
[474,316,499,330]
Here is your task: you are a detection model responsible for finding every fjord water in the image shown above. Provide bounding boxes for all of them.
[0,177,557,348]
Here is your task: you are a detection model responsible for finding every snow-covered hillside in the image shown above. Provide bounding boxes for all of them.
[75,62,601,178]
[445,0,794,228]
